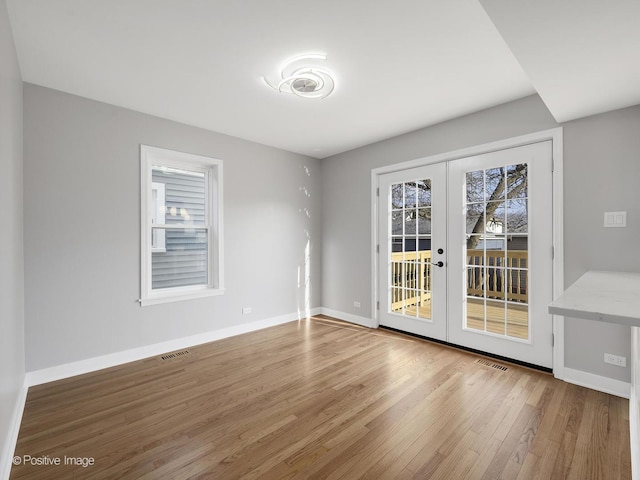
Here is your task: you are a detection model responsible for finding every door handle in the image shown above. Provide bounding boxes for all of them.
[431,261,444,268]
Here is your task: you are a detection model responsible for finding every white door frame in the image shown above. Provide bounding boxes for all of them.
[371,127,564,378]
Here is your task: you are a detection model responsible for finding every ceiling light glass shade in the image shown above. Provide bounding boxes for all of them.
[263,54,335,99]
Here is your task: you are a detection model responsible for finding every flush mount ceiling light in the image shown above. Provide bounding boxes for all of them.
[262,53,335,100]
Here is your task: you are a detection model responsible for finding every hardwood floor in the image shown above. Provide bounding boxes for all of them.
[11,316,631,479]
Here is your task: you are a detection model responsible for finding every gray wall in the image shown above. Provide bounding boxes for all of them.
[0,0,25,466]
[563,105,640,381]
[321,95,640,382]
[24,84,322,371]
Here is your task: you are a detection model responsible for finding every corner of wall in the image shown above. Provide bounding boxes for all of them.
[0,1,26,479]
[0,385,28,480]
[562,367,631,399]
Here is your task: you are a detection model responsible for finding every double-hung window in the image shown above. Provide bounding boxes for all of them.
[140,145,223,305]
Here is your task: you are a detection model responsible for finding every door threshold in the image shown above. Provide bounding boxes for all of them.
[379,325,553,374]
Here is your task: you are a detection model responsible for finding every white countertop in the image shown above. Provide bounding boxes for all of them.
[548,270,640,327]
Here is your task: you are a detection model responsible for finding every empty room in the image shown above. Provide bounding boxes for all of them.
[1,1,639,479]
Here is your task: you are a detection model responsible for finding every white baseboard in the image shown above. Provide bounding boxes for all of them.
[317,308,375,328]
[563,367,631,399]
[631,387,639,480]
[1,383,28,480]
[26,310,320,387]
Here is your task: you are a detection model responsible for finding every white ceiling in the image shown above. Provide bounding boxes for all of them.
[6,0,640,158]
[479,0,640,123]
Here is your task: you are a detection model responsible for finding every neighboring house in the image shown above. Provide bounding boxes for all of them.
[151,169,207,290]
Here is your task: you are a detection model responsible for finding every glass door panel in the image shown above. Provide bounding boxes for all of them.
[449,141,553,368]
[378,163,447,341]
[390,179,432,320]
[464,164,529,340]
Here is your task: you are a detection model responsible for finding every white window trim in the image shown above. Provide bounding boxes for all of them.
[140,145,224,306]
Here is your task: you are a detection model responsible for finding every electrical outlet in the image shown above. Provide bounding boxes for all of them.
[242,306,252,315]
[353,301,361,308]
[604,353,626,367]
[604,211,627,228]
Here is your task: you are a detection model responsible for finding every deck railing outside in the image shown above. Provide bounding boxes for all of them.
[391,251,433,311]
[467,249,528,303]
[391,249,528,310]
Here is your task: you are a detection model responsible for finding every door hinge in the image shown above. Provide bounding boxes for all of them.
[552,333,555,347]
[376,187,380,197]
[376,244,379,254]
[376,301,380,310]
[552,246,555,260]
[551,156,555,172]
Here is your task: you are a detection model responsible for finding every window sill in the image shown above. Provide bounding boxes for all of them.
[139,288,224,306]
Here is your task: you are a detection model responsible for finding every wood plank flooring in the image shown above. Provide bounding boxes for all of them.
[11,316,631,479]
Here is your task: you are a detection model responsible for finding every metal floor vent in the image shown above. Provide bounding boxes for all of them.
[160,350,190,361]
[475,358,508,371]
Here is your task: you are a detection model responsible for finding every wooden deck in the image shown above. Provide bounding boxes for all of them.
[10,316,630,480]
[397,298,529,340]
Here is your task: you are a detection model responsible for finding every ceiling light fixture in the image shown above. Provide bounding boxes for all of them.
[262,53,335,99]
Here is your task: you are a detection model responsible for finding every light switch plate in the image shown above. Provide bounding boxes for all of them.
[604,211,626,228]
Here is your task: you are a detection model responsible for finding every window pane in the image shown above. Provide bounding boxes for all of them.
[466,170,484,203]
[404,210,416,235]
[506,199,527,233]
[404,182,417,208]
[486,267,505,300]
[417,207,431,234]
[485,201,505,234]
[391,183,403,209]
[417,179,431,206]
[486,300,506,335]
[506,164,527,198]
[507,303,528,339]
[152,227,208,289]
[485,236,506,268]
[392,211,403,235]
[506,237,528,268]
[485,168,505,201]
[467,266,484,297]
[466,297,484,331]
[391,237,403,253]
[417,236,431,252]
[152,166,206,225]
[466,203,484,234]
[507,269,528,303]
[391,287,403,313]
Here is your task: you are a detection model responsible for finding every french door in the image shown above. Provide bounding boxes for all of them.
[378,141,554,368]
[378,163,448,340]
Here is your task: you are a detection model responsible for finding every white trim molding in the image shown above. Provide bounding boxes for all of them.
[1,384,28,480]
[25,310,319,387]
[563,367,631,399]
[632,397,639,480]
[631,326,640,480]
[550,130,565,381]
